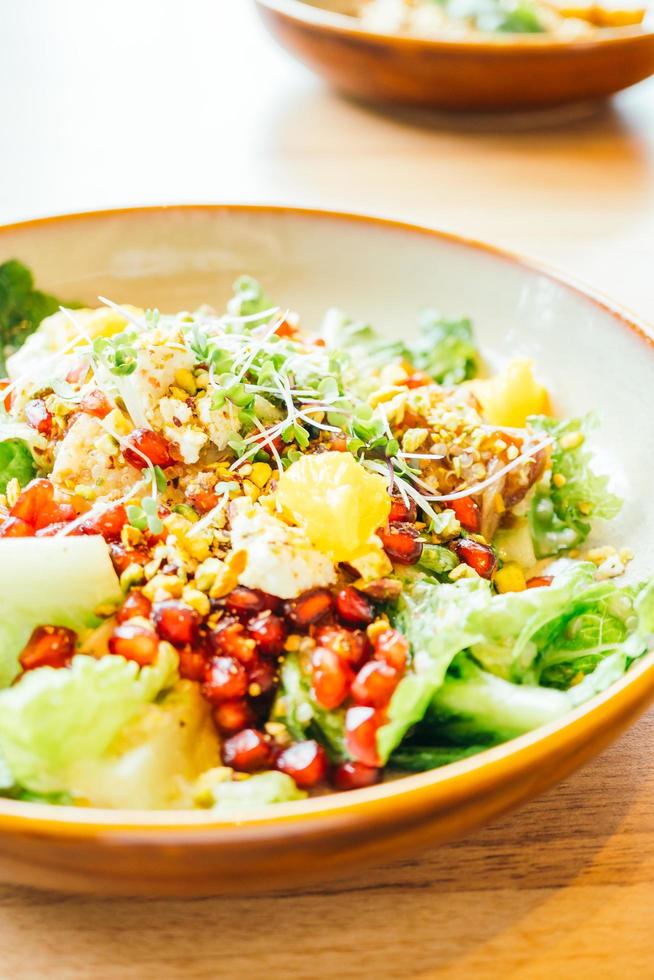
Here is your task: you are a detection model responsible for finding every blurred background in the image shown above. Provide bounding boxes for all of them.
[0,0,652,319]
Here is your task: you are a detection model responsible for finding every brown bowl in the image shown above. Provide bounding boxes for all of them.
[1,204,654,896]
[255,0,654,111]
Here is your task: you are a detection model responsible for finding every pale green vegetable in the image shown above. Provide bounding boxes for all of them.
[0,648,178,794]
[0,537,122,687]
[206,771,306,814]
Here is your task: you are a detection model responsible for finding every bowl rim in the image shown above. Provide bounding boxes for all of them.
[255,0,654,53]
[0,201,653,837]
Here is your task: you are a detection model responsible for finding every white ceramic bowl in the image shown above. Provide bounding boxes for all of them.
[0,205,653,896]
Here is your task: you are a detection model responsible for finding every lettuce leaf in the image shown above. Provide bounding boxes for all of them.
[273,652,349,761]
[0,438,35,493]
[0,649,178,794]
[0,259,65,375]
[529,416,622,558]
[206,771,306,814]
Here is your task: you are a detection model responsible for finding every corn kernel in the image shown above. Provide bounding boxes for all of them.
[249,461,272,489]
[121,523,143,548]
[560,431,584,451]
[242,479,260,502]
[174,368,197,396]
[494,563,526,593]
[284,634,302,653]
[552,473,567,488]
[367,620,391,643]
[449,563,480,581]
[578,501,593,516]
[402,428,429,453]
[120,563,145,590]
[105,408,132,436]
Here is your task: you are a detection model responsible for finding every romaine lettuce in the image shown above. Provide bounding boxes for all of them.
[528,416,622,558]
[205,771,306,813]
[273,652,349,761]
[0,438,36,493]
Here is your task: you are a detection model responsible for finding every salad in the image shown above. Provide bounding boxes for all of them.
[0,260,651,813]
[357,0,646,39]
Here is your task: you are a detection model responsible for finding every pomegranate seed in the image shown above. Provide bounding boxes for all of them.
[0,516,33,537]
[203,655,248,704]
[247,655,278,696]
[222,728,273,772]
[178,648,208,681]
[247,611,286,656]
[25,398,53,436]
[451,538,497,579]
[19,626,76,671]
[526,575,554,589]
[345,706,383,767]
[123,428,172,469]
[116,591,152,623]
[332,761,381,791]
[403,371,432,389]
[329,434,348,452]
[377,523,423,565]
[311,647,353,709]
[315,625,371,669]
[186,487,218,514]
[225,586,269,618]
[209,619,257,665]
[152,600,200,648]
[79,503,128,541]
[109,622,159,666]
[388,495,417,524]
[372,628,409,672]
[450,497,481,533]
[335,587,374,627]
[10,479,79,531]
[79,388,112,419]
[275,740,328,789]
[351,660,399,708]
[109,543,149,576]
[212,699,256,735]
[284,588,334,628]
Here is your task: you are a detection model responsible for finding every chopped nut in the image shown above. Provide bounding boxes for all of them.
[585,546,617,565]
[449,563,480,581]
[5,478,20,508]
[596,555,625,580]
[249,462,272,489]
[182,586,211,617]
[366,619,391,643]
[174,368,197,395]
[402,428,429,453]
[142,573,184,601]
[121,523,143,548]
[194,557,225,593]
[506,445,519,461]
[241,479,260,502]
[120,563,146,590]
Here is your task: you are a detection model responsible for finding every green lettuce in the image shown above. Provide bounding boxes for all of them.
[0,438,35,493]
[0,649,178,795]
[204,771,306,814]
[273,652,349,761]
[0,259,66,375]
[529,416,622,558]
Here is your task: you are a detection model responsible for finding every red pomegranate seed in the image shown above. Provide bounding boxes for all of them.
[335,587,374,627]
[451,538,497,579]
[116,590,152,623]
[178,648,208,681]
[19,625,76,671]
[152,600,200,648]
[275,740,328,789]
[0,516,33,537]
[225,586,269,618]
[284,588,334,628]
[108,622,159,666]
[345,706,383,767]
[109,543,150,576]
[373,628,409,672]
[403,371,432,389]
[311,647,353,709]
[25,398,53,436]
[222,728,273,772]
[332,761,381,791]
[377,523,423,565]
[388,495,417,524]
[186,487,219,514]
[329,434,348,452]
[123,428,172,469]
[450,497,481,533]
[351,660,400,708]
[80,388,112,419]
[10,479,79,531]
[209,619,257,665]
[79,503,128,541]
[203,655,248,704]
[212,699,256,735]
[247,655,278,696]
[247,611,286,656]
[315,625,371,669]
[526,575,554,589]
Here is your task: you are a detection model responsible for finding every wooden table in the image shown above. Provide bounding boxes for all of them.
[2,1,654,976]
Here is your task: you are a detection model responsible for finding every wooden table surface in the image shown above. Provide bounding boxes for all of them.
[2,1,654,976]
